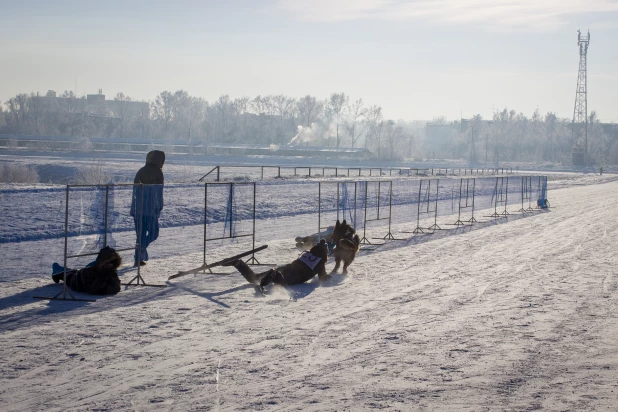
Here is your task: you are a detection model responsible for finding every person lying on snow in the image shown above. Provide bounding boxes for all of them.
[51,246,122,295]
[225,239,330,288]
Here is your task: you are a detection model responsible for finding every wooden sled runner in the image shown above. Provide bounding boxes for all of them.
[168,245,268,280]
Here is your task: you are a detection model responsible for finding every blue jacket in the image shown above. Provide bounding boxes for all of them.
[130,150,165,218]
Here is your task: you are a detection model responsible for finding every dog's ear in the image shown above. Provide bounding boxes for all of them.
[335,220,340,228]
[342,220,347,226]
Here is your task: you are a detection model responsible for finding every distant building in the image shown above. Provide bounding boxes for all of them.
[35,89,150,119]
[424,122,458,155]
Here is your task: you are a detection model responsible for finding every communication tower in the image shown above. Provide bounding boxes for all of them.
[571,29,590,166]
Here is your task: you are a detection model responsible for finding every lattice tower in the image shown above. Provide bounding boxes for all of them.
[571,29,590,165]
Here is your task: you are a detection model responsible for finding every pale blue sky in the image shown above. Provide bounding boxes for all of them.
[1,0,617,122]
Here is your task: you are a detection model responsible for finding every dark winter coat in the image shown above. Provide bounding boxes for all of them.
[67,247,122,295]
[130,150,165,218]
[68,266,121,295]
[274,241,329,285]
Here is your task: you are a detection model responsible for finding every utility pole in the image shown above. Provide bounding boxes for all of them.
[409,133,414,159]
[485,132,488,167]
[336,124,339,152]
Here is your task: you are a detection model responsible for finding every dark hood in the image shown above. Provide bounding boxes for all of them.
[309,239,328,263]
[146,150,165,169]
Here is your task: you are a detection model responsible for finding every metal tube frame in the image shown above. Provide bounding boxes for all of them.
[426,179,442,231]
[203,181,266,270]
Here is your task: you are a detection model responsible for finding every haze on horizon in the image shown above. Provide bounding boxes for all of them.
[1,0,618,123]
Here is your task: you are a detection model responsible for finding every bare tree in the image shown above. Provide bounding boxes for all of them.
[344,98,367,148]
[58,91,85,137]
[383,120,405,160]
[296,95,323,126]
[328,93,348,150]
[152,91,175,139]
[234,96,251,142]
[184,97,207,140]
[5,94,29,134]
[365,105,384,157]
[112,92,135,138]
[0,106,6,131]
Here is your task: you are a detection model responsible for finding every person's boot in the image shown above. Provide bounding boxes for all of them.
[52,273,64,283]
[259,269,277,287]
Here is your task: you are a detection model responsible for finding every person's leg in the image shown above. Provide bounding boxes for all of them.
[134,215,151,264]
[140,216,159,261]
[259,268,285,287]
[230,260,269,284]
[52,269,76,283]
[134,216,143,264]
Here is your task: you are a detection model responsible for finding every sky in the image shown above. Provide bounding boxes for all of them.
[1,0,617,122]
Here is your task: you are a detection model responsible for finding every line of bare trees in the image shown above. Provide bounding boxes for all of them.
[1,90,416,160]
[2,90,617,163]
[452,109,618,166]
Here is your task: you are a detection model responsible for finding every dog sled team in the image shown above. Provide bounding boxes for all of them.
[51,220,360,296]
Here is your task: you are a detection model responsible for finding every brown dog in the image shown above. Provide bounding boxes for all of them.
[330,219,360,274]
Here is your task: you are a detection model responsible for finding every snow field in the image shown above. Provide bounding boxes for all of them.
[1,170,618,410]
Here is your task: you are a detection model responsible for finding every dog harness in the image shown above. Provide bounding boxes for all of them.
[298,251,321,271]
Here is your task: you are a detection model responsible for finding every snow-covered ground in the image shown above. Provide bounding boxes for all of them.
[1,155,618,410]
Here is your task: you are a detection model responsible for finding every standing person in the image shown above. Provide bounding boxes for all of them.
[130,150,165,266]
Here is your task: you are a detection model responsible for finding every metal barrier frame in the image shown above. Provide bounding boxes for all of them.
[33,183,165,302]
[403,178,440,234]
[318,181,358,239]
[518,176,534,213]
[203,181,266,270]
[358,180,396,244]
[449,178,477,226]
[487,176,509,218]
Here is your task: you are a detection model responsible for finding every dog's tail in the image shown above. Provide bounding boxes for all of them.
[339,238,360,251]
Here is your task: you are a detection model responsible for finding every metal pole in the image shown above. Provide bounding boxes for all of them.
[416,180,422,231]
[388,180,393,235]
[204,183,207,265]
[377,181,381,220]
[137,184,144,281]
[504,176,509,215]
[229,183,233,238]
[434,179,439,229]
[354,181,357,231]
[252,182,256,252]
[62,185,69,299]
[103,185,109,247]
[337,182,340,221]
[318,182,321,240]
[363,181,368,242]
[471,178,476,222]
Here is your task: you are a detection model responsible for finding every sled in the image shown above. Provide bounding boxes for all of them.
[168,245,268,280]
